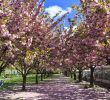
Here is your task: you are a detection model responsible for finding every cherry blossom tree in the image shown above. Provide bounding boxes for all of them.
[0,0,68,90]
[80,0,110,87]
[65,0,110,86]
[0,0,16,74]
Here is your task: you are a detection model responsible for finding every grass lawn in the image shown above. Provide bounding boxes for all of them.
[0,74,60,90]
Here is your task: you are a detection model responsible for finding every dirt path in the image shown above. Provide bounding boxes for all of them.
[0,75,110,100]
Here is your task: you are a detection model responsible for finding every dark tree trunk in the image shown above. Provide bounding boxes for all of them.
[47,72,49,77]
[65,70,69,77]
[64,71,68,76]
[70,71,73,78]
[41,73,43,81]
[90,66,95,87]
[43,70,47,78]
[106,56,110,65]
[22,74,27,91]
[0,69,3,75]
[73,70,76,80]
[78,69,82,82]
[35,71,38,84]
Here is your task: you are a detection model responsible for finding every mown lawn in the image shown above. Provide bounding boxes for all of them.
[0,74,59,90]
[0,74,36,90]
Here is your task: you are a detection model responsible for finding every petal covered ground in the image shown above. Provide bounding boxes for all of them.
[0,76,110,100]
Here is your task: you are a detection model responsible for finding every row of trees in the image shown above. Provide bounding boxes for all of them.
[0,0,68,90]
[46,0,110,87]
[59,0,110,87]
[0,0,110,90]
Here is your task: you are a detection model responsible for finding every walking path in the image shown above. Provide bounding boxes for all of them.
[0,75,110,100]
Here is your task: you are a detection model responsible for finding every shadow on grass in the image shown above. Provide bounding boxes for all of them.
[0,74,60,91]
[0,76,110,100]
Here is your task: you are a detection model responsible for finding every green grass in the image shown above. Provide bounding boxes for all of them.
[0,74,40,90]
[0,74,59,90]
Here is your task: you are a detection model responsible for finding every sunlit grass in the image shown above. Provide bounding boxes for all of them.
[0,74,59,90]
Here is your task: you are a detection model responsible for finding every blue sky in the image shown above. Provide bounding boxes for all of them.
[44,0,80,26]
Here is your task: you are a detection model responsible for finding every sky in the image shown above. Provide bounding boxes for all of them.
[44,0,80,26]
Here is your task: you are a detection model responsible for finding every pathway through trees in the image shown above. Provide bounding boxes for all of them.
[0,75,110,100]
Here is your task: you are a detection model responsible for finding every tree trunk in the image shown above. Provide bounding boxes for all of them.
[90,66,94,87]
[70,71,73,78]
[35,71,38,84]
[73,70,76,80]
[46,71,48,78]
[0,68,4,75]
[0,70,2,76]
[106,56,110,65]
[22,74,27,91]
[78,69,82,82]
[41,73,43,81]
[64,71,68,77]
[43,70,47,78]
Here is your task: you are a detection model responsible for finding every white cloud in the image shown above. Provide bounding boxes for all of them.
[72,25,77,30]
[64,27,69,30]
[45,5,72,18]
[64,25,77,30]
[67,7,72,13]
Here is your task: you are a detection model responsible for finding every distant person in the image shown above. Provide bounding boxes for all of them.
[0,80,4,87]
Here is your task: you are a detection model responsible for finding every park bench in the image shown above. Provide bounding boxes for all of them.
[0,80,4,87]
